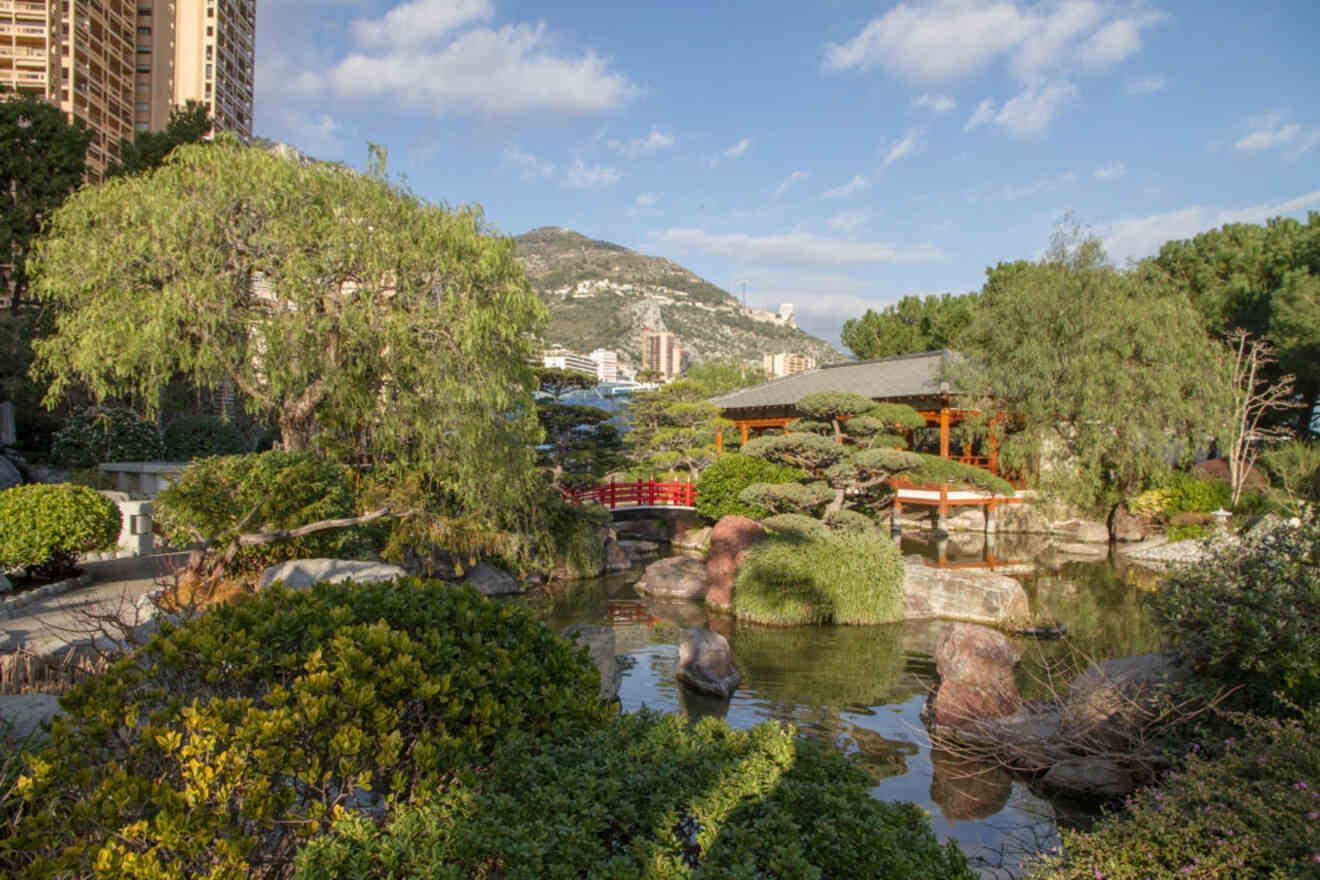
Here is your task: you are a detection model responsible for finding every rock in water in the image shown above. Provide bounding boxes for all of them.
[464,562,522,596]
[635,556,707,599]
[1060,653,1188,749]
[258,559,408,591]
[562,624,621,702]
[901,564,1030,625]
[603,538,632,572]
[704,516,765,610]
[675,627,742,699]
[1042,758,1135,800]
[925,623,1019,730]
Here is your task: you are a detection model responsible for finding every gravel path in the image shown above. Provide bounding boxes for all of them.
[1118,534,1238,565]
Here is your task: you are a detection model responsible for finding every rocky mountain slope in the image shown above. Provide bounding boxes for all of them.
[513,227,843,371]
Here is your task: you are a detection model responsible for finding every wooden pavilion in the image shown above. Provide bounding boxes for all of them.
[709,350,1004,475]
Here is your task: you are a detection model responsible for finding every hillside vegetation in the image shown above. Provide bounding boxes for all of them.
[514,227,842,370]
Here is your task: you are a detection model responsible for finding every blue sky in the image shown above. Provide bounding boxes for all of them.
[254,0,1320,348]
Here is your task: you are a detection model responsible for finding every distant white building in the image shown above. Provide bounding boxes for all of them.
[542,348,598,378]
[763,352,817,379]
[589,348,619,383]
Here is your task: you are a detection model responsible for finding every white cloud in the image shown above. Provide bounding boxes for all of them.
[1101,190,1320,264]
[914,93,956,112]
[1126,75,1167,94]
[653,228,943,267]
[963,80,1077,136]
[822,1,1164,84]
[821,175,871,200]
[266,108,345,157]
[1234,123,1302,153]
[883,128,923,165]
[1093,161,1127,180]
[726,137,753,158]
[773,171,810,199]
[635,192,660,208]
[826,210,871,231]
[607,126,676,158]
[503,146,554,180]
[327,22,638,118]
[350,0,493,49]
[975,171,1077,203]
[564,161,621,189]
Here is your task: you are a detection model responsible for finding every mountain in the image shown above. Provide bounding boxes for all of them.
[513,227,844,371]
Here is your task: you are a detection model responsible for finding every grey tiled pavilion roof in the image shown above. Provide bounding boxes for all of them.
[710,350,957,413]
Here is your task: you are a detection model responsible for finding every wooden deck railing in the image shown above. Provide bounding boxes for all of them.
[560,479,697,510]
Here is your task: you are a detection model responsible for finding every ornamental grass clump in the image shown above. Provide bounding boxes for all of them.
[732,526,905,626]
[1027,703,1320,880]
[3,578,612,880]
[0,483,120,580]
[295,710,974,880]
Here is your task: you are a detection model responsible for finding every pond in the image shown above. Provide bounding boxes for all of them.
[524,531,1167,880]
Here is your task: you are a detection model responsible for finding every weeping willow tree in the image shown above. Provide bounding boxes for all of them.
[29,138,550,564]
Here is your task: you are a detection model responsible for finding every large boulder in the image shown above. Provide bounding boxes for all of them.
[1041,757,1135,800]
[0,454,21,492]
[1059,653,1189,749]
[1050,519,1110,544]
[675,627,742,699]
[561,624,621,702]
[1108,502,1156,543]
[465,562,522,596]
[901,564,1030,625]
[704,516,765,610]
[673,525,712,552]
[602,538,632,573]
[925,623,1019,730]
[635,555,707,599]
[258,559,408,591]
[0,693,64,744]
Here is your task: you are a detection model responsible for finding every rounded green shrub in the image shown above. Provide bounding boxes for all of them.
[295,710,973,880]
[908,453,1015,495]
[49,406,165,468]
[1149,510,1320,711]
[155,450,362,573]
[733,528,905,626]
[0,483,120,579]
[1028,704,1320,880]
[161,414,248,459]
[694,453,807,522]
[762,512,829,539]
[6,578,612,879]
[824,507,880,534]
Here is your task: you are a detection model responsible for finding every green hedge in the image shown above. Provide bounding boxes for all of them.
[0,483,119,578]
[154,450,364,573]
[161,414,248,459]
[1028,704,1320,880]
[694,453,807,522]
[733,528,906,625]
[5,578,611,879]
[49,406,165,468]
[295,711,973,880]
[908,454,1015,495]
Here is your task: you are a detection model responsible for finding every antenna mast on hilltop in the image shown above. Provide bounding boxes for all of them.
[737,279,748,308]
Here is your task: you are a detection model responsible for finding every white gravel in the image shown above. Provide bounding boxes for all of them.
[1119,534,1238,565]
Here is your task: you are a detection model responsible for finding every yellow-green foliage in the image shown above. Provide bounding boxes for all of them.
[4,578,611,879]
[733,528,905,626]
[1128,489,1172,517]
[0,483,120,576]
[295,711,974,880]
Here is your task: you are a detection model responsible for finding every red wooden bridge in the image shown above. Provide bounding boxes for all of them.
[560,479,697,511]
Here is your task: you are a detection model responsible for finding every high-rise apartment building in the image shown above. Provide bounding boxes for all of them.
[589,348,618,383]
[763,352,816,379]
[642,329,685,380]
[0,0,254,179]
[542,347,597,379]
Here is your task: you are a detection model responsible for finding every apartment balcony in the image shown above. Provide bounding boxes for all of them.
[0,22,47,37]
[0,0,48,18]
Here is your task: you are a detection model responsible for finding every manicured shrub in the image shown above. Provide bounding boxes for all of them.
[824,507,880,534]
[1160,471,1232,514]
[155,450,362,573]
[733,528,905,626]
[907,453,1016,495]
[161,414,248,459]
[738,479,833,515]
[5,578,612,879]
[295,710,974,880]
[694,453,807,521]
[1149,510,1320,711]
[0,483,120,579]
[761,512,829,539]
[49,405,165,468]
[1027,704,1320,880]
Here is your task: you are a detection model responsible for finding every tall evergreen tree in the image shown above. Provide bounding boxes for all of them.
[104,100,212,179]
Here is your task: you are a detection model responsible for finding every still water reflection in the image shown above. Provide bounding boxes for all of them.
[526,533,1164,878]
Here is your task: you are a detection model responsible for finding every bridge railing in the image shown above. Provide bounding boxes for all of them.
[561,479,697,510]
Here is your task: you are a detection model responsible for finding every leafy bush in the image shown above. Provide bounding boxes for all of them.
[1127,489,1172,517]
[161,414,248,459]
[694,453,807,521]
[762,512,829,539]
[49,406,165,468]
[1160,471,1232,514]
[733,528,905,625]
[738,480,833,515]
[0,483,119,579]
[544,494,608,579]
[1165,522,1210,542]
[155,450,362,574]
[907,453,1016,495]
[823,507,880,534]
[5,579,612,879]
[1028,704,1320,880]
[295,710,973,880]
[1149,510,1320,711]
[1259,438,1320,501]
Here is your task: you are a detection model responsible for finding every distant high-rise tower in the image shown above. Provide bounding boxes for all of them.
[642,329,685,380]
[0,0,255,179]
